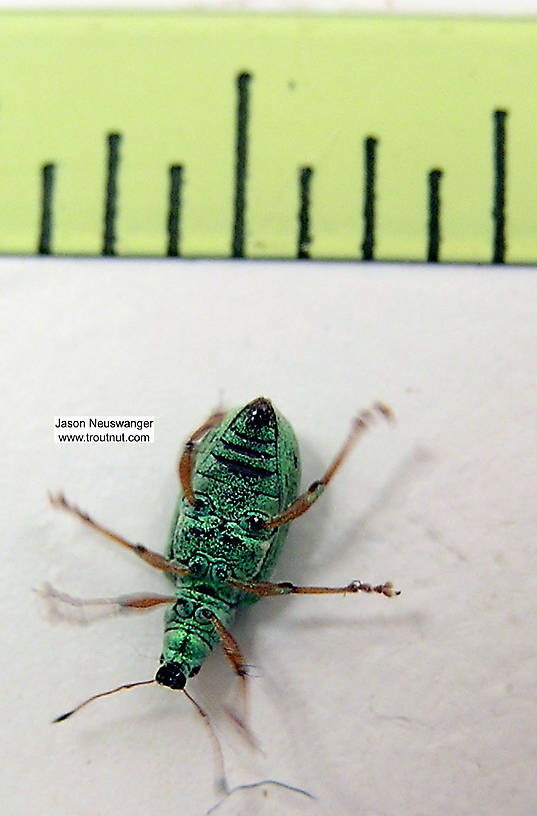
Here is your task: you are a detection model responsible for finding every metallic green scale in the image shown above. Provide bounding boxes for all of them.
[158,398,300,688]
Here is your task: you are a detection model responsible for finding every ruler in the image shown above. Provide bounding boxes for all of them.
[1,13,536,264]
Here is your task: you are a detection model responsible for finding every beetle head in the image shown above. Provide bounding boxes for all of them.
[155,661,187,690]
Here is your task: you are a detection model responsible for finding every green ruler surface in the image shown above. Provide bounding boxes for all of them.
[1,13,536,263]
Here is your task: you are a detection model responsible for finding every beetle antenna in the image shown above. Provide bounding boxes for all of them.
[53,679,228,792]
[52,679,155,723]
[182,688,229,795]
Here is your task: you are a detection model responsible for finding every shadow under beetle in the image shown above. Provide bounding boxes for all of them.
[47,397,399,794]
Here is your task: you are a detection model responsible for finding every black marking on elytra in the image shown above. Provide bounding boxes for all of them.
[38,163,55,255]
[103,132,121,256]
[167,164,183,257]
[199,469,279,501]
[233,429,274,447]
[493,109,507,264]
[362,135,378,261]
[213,453,273,479]
[222,439,274,460]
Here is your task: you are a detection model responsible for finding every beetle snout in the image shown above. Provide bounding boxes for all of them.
[155,661,187,690]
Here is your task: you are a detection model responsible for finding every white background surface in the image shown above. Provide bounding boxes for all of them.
[1,2,537,816]
[2,260,536,816]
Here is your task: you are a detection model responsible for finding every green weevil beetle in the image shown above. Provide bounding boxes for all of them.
[156,396,303,692]
[47,397,399,784]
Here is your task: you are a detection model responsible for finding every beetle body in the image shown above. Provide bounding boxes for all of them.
[156,397,300,690]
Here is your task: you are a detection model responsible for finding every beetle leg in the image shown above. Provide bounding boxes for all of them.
[227,577,400,598]
[49,492,189,577]
[263,401,393,530]
[37,582,175,624]
[210,613,260,750]
[178,409,227,504]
